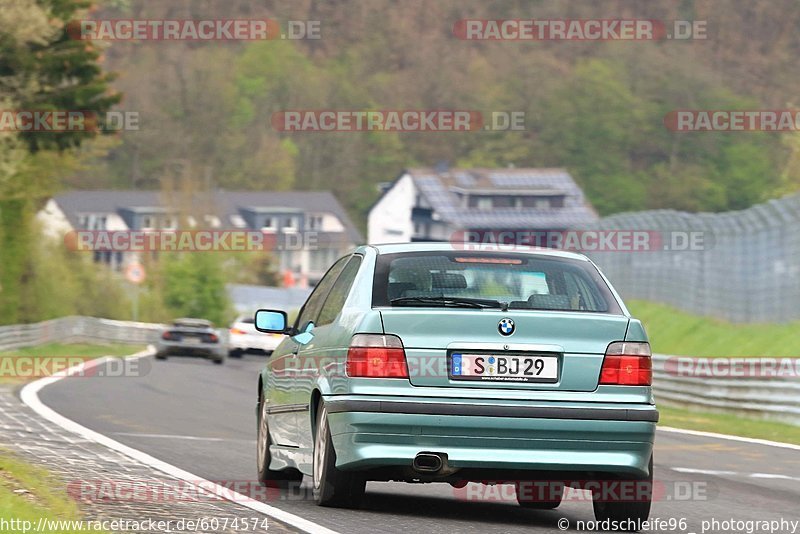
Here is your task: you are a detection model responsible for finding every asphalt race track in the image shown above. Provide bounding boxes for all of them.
[37,355,800,534]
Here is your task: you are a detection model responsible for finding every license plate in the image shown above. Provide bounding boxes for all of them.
[183,336,201,344]
[449,353,558,382]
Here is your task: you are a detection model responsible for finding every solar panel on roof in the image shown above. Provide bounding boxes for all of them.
[488,171,572,189]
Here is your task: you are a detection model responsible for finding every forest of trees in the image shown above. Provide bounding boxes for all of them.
[76,0,800,221]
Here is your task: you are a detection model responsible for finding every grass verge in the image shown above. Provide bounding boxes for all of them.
[0,453,106,533]
[627,301,800,443]
[627,300,800,357]
[658,405,800,446]
[0,342,147,384]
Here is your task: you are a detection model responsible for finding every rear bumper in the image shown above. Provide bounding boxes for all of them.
[325,396,657,477]
[156,342,224,359]
[229,334,282,352]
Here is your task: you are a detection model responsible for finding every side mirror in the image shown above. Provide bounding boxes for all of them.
[254,309,288,333]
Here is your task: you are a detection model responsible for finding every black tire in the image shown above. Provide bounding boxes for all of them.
[592,456,653,530]
[229,349,243,358]
[155,353,167,360]
[312,403,365,508]
[213,358,224,365]
[256,396,304,486]
[515,480,564,509]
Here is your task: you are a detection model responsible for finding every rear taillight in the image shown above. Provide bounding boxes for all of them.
[207,333,219,343]
[599,342,652,386]
[161,331,174,340]
[346,334,408,378]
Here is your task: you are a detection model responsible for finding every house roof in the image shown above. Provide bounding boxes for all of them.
[52,189,363,243]
[404,167,598,229]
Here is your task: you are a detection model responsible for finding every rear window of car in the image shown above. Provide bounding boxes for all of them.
[372,251,621,314]
[173,319,213,328]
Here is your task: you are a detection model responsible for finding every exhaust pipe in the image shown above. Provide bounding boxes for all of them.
[413,452,444,473]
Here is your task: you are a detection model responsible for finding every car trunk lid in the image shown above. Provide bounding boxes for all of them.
[380,309,629,391]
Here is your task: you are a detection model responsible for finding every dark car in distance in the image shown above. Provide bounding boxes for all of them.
[155,318,225,364]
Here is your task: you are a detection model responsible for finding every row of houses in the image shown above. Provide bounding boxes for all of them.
[38,167,596,285]
[38,190,361,285]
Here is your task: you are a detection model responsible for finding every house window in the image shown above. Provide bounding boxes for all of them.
[413,222,431,237]
[142,216,155,230]
[283,217,298,232]
[81,214,107,230]
[514,198,524,209]
[88,215,107,230]
[162,216,176,229]
[307,215,324,230]
[261,217,276,231]
[476,197,492,210]
[535,198,551,209]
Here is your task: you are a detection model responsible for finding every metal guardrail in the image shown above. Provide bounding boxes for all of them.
[0,316,164,352]
[652,354,800,426]
[1,317,797,425]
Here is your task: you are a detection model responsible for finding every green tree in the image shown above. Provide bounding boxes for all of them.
[539,59,647,215]
[162,254,232,326]
[0,0,119,324]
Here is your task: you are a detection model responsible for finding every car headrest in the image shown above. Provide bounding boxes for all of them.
[387,282,416,300]
[431,272,468,290]
[391,268,432,289]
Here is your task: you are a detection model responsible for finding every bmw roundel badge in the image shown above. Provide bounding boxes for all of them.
[498,318,515,336]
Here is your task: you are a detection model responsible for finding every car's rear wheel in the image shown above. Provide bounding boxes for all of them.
[229,349,243,358]
[257,396,303,486]
[213,358,224,365]
[515,480,564,509]
[592,456,653,530]
[155,353,167,360]
[313,403,365,508]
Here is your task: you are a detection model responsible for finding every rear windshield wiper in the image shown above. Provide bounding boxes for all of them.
[389,296,501,309]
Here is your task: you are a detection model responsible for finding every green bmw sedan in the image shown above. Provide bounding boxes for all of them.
[255,243,657,526]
